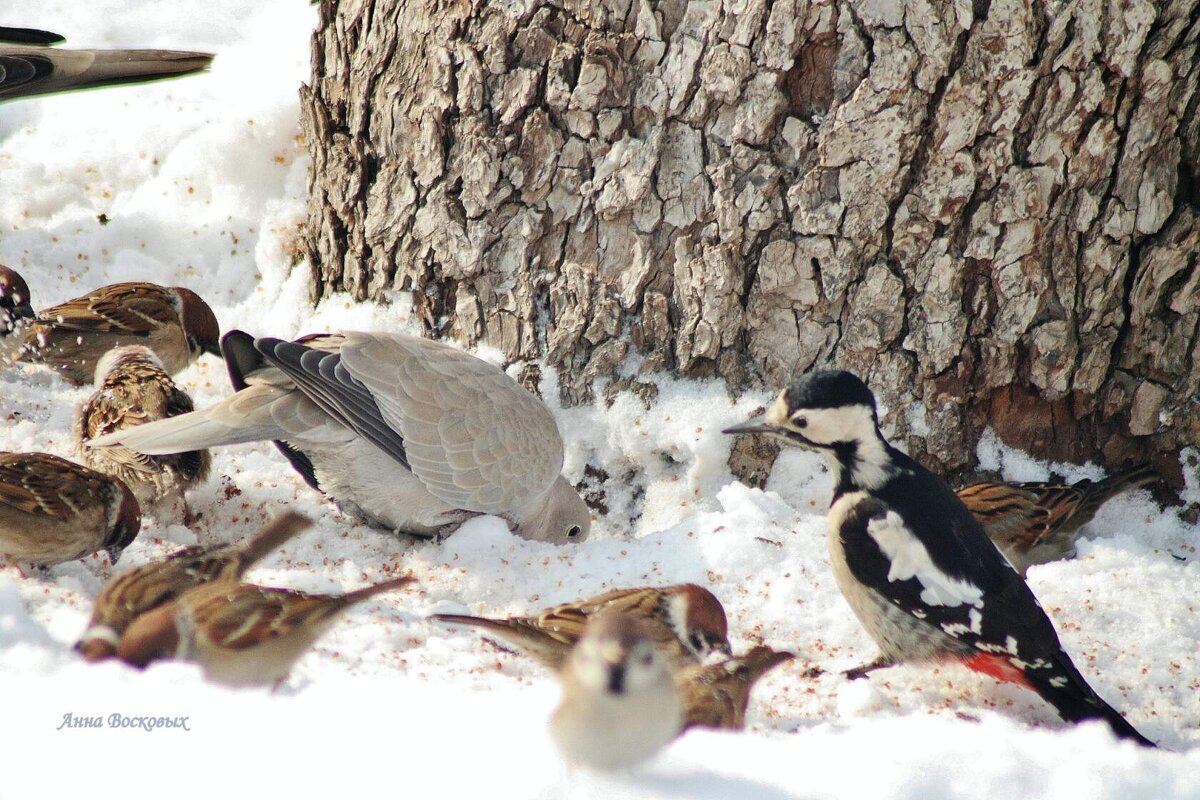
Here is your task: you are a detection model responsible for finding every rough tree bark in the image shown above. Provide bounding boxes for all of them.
[301,0,1199,486]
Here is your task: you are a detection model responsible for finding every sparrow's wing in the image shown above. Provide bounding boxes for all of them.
[957,482,1053,548]
[0,453,105,521]
[34,283,177,335]
[0,31,212,101]
[183,585,344,651]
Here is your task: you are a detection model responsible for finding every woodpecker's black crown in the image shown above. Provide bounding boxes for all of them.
[785,370,877,413]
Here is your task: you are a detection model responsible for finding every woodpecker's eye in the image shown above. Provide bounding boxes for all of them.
[566,525,582,539]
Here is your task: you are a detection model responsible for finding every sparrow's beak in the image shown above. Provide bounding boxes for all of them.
[14,303,34,321]
[204,342,224,358]
[606,663,626,695]
[722,420,780,436]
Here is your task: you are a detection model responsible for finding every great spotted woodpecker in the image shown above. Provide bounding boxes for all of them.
[725,370,1154,746]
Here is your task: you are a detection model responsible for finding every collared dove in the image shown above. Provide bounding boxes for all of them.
[89,330,592,544]
[0,27,212,101]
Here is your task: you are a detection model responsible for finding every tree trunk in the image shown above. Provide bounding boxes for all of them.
[301,0,1199,486]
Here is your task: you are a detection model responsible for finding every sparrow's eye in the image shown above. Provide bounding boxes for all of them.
[641,651,654,667]
[689,632,704,651]
[793,415,808,429]
[566,525,582,539]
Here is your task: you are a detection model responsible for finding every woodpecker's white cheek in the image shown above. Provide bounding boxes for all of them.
[800,405,877,446]
[866,512,985,608]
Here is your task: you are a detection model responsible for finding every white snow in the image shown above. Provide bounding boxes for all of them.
[1,2,1199,798]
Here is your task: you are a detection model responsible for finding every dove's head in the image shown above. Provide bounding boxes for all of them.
[515,475,591,545]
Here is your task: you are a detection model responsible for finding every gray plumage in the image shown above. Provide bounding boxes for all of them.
[0,27,212,101]
[89,330,591,544]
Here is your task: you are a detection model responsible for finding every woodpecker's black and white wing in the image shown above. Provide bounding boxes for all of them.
[837,473,1062,661]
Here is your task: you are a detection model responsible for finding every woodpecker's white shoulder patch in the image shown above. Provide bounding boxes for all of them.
[866,511,985,608]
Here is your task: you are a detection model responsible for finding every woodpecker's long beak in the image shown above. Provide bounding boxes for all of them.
[722,421,780,435]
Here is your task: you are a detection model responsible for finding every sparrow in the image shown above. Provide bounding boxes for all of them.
[77,345,211,522]
[19,281,221,385]
[89,329,591,544]
[0,451,140,566]
[551,612,683,770]
[0,26,211,101]
[957,465,1159,574]
[76,511,311,661]
[676,646,795,732]
[115,574,416,687]
[432,583,731,670]
[724,370,1154,746]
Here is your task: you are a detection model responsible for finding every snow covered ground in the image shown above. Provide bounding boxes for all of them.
[1,3,1198,797]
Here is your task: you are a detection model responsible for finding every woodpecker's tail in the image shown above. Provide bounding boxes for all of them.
[1030,654,1155,747]
[0,29,212,101]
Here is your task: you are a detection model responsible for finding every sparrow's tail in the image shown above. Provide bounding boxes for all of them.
[0,30,212,101]
[1030,653,1156,747]
[341,575,417,604]
[1070,464,1159,524]
[431,613,569,669]
[230,512,313,578]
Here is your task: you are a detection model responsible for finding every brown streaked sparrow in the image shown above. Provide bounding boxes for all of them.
[86,329,590,544]
[76,511,312,661]
[551,612,683,770]
[958,464,1159,575]
[77,345,211,522]
[0,26,211,102]
[677,646,795,732]
[20,281,220,385]
[432,583,731,671]
[0,451,140,566]
[116,574,415,686]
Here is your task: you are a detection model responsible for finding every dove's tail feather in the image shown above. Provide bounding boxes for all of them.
[86,405,286,455]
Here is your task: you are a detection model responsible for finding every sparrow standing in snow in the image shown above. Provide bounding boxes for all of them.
[0,27,211,101]
[77,345,210,522]
[432,583,731,671]
[551,613,683,770]
[676,646,795,732]
[724,370,1154,746]
[0,451,140,566]
[116,573,415,687]
[958,465,1159,575]
[20,281,220,385]
[77,511,311,661]
[90,329,591,544]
